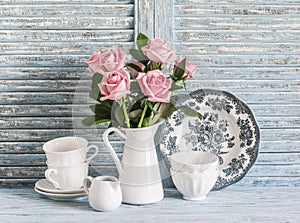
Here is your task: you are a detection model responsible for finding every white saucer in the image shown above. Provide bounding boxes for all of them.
[34,187,87,201]
[35,179,85,194]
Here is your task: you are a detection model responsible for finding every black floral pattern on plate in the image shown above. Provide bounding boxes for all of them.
[159,89,260,190]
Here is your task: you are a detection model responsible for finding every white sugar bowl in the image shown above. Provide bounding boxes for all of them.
[170,151,218,174]
[170,167,218,201]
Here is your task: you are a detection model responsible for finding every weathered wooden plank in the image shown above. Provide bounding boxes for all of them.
[2,104,299,117]
[0,166,114,178]
[175,43,300,55]
[155,0,174,43]
[0,188,299,223]
[234,176,300,187]
[0,42,133,55]
[187,80,300,92]
[175,5,300,16]
[194,67,300,80]
[1,164,299,180]
[0,67,86,80]
[1,140,299,154]
[0,116,299,129]
[247,164,300,177]
[2,163,300,178]
[0,0,133,4]
[176,30,300,43]
[0,80,88,92]
[1,67,298,80]
[1,128,298,142]
[0,54,299,67]
[1,91,300,105]
[0,5,134,17]
[0,54,136,67]
[1,79,299,93]
[183,55,300,67]
[0,153,122,166]
[0,17,133,30]
[176,0,300,5]
[176,17,300,31]
[0,141,122,154]
[0,152,299,166]
[134,0,155,37]
[2,176,300,188]
[0,30,133,42]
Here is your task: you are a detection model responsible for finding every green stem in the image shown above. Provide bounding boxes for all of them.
[122,97,131,128]
[138,103,148,128]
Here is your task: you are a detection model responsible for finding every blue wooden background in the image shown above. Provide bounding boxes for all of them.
[0,0,299,188]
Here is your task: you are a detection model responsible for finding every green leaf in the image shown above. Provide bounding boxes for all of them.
[89,73,103,102]
[129,49,149,66]
[146,101,159,114]
[129,109,142,119]
[82,115,110,126]
[170,81,183,91]
[136,33,149,51]
[158,103,176,119]
[90,104,111,117]
[114,106,125,126]
[142,116,153,127]
[178,105,202,119]
[91,73,103,86]
[172,58,186,81]
[89,86,101,101]
[126,63,143,73]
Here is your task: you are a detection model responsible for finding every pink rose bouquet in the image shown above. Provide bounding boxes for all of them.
[83,33,201,128]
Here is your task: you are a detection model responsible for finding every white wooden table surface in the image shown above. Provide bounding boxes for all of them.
[1,187,299,223]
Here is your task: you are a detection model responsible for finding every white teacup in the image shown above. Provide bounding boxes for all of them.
[43,136,99,165]
[45,161,89,190]
[83,176,122,212]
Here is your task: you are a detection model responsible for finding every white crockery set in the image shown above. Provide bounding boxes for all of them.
[34,136,123,211]
[35,136,219,211]
[169,151,219,201]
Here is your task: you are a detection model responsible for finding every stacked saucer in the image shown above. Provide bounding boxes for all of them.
[34,179,87,201]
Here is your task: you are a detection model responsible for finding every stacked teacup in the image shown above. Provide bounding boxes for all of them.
[43,136,99,190]
[169,151,219,201]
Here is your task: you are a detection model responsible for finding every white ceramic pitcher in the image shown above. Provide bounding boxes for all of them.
[103,121,164,205]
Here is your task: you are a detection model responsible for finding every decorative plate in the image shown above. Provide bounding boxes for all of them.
[159,89,260,190]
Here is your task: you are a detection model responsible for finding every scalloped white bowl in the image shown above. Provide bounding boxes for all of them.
[170,151,218,174]
[170,168,218,201]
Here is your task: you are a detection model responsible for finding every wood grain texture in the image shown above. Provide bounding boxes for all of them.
[0,188,299,222]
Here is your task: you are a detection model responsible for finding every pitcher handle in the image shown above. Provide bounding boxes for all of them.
[103,127,126,175]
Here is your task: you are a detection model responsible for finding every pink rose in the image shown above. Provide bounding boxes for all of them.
[127,60,146,78]
[98,69,130,101]
[141,38,176,64]
[174,59,198,80]
[87,49,125,75]
[136,70,172,103]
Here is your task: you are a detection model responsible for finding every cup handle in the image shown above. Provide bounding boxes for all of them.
[86,145,99,162]
[45,169,59,189]
[83,176,93,195]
